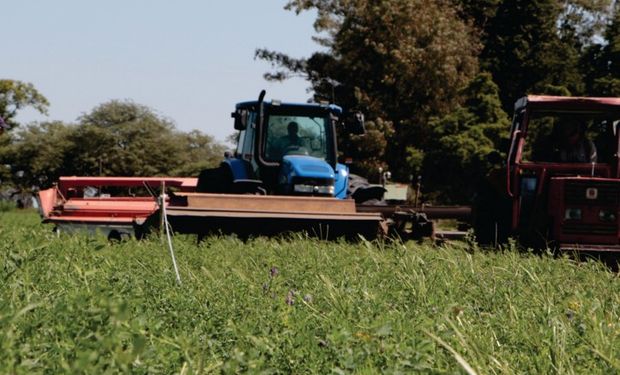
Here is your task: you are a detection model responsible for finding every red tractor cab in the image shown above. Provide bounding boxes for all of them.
[503,95,620,253]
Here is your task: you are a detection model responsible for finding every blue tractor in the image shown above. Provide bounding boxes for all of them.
[197,90,365,199]
[168,91,449,240]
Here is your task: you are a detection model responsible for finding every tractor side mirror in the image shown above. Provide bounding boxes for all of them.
[232,109,248,130]
[347,112,366,135]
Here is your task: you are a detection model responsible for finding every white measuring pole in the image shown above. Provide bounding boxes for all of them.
[160,181,182,285]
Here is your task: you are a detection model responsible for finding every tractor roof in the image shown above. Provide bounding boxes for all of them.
[515,95,620,113]
[236,100,343,115]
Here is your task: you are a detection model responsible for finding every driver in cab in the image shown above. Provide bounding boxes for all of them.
[273,121,306,159]
[552,119,597,163]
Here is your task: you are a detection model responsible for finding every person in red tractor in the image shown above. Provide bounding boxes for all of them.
[552,119,597,163]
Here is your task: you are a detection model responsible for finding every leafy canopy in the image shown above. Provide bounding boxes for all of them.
[0,80,49,130]
[258,0,480,180]
[2,100,225,190]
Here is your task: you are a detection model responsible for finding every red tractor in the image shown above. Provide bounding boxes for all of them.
[475,95,620,257]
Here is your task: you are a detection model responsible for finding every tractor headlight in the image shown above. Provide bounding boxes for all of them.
[316,185,334,195]
[564,208,582,220]
[293,184,334,195]
[293,184,314,193]
[599,210,617,222]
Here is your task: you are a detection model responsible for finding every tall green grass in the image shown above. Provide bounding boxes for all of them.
[0,200,16,212]
[0,210,618,373]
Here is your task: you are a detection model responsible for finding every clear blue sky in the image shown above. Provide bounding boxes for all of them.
[4,1,320,144]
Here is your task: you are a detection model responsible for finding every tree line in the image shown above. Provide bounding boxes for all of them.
[4,1,620,204]
[0,81,225,194]
[257,0,620,203]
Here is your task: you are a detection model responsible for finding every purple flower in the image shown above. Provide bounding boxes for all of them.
[0,116,7,130]
[285,290,295,305]
[270,266,279,278]
[303,294,313,303]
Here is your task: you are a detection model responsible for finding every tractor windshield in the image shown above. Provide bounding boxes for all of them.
[263,113,333,163]
[523,111,620,164]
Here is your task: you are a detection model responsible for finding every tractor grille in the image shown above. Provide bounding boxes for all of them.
[562,180,619,236]
[562,222,616,235]
[564,181,620,205]
[291,177,334,186]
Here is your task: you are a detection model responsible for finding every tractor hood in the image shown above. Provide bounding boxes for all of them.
[282,155,335,180]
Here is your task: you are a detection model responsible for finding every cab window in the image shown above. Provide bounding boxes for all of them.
[263,115,328,162]
[522,112,617,163]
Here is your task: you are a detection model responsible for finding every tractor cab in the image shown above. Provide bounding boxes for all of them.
[197,91,364,199]
[505,95,620,251]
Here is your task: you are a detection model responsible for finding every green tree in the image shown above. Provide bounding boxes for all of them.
[4,100,224,189]
[0,80,49,130]
[72,100,184,177]
[480,1,580,108]
[170,130,226,176]
[583,5,620,96]
[73,100,226,177]
[257,0,480,178]
[424,73,510,202]
[0,80,49,186]
[455,1,610,46]
[457,0,613,110]
[4,121,75,189]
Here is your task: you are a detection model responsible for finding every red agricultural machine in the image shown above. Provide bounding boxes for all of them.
[38,177,197,240]
[475,95,620,258]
